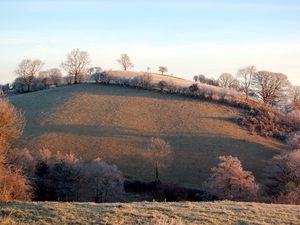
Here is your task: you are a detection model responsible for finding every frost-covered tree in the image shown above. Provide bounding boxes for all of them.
[252,71,290,105]
[14,59,44,92]
[79,159,124,203]
[147,138,172,183]
[206,156,258,200]
[61,49,91,84]
[263,150,300,204]
[48,68,64,86]
[218,73,238,89]
[237,65,256,100]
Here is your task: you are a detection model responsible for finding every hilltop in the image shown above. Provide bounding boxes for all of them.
[7,72,285,189]
[1,201,299,224]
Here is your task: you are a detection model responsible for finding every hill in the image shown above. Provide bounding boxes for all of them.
[8,81,284,188]
[1,201,299,224]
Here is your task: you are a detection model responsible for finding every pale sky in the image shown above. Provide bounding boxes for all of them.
[0,0,300,84]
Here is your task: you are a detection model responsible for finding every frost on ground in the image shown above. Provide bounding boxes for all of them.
[1,201,299,225]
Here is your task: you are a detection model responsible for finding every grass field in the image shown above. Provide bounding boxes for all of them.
[1,201,299,224]
[8,82,285,188]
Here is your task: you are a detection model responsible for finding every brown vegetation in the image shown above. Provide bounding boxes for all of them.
[0,100,31,202]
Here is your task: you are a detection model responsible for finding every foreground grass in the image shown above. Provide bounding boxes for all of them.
[0,201,299,225]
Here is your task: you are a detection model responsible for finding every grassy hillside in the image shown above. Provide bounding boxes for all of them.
[1,201,299,224]
[8,83,284,188]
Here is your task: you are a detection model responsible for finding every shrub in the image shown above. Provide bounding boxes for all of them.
[206,156,258,201]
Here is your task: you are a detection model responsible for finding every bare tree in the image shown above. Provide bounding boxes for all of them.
[117,54,134,71]
[206,155,258,201]
[237,65,256,100]
[252,71,290,105]
[61,49,91,84]
[218,73,237,89]
[147,138,172,183]
[158,66,168,75]
[15,59,44,92]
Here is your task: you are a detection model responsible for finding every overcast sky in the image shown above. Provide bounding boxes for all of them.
[0,0,300,84]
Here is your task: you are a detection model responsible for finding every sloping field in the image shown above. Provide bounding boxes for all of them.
[1,201,299,225]
[8,83,284,188]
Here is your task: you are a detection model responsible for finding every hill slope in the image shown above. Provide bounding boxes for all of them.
[1,201,299,224]
[8,84,284,188]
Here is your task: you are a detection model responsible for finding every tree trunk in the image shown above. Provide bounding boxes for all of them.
[155,163,159,184]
